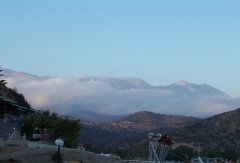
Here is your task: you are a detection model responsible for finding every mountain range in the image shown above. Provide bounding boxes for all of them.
[2,68,240,117]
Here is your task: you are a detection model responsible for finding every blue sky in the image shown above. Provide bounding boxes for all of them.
[0,0,240,96]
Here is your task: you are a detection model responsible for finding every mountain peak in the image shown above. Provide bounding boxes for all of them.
[3,68,230,117]
[173,80,189,86]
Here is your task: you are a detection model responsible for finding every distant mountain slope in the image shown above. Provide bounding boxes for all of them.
[64,110,124,123]
[110,111,199,130]
[79,111,199,146]
[3,68,49,81]
[78,77,151,90]
[166,80,227,96]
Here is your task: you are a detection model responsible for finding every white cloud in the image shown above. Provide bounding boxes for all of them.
[4,74,240,117]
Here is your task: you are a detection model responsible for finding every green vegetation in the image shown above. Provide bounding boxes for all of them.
[0,68,7,94]
[8,88,31,108]
[20,110,81,148]
[0,69,6,86]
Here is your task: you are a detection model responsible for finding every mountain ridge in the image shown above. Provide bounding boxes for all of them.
[79,110,200,147]
[63,110,125,123]
[2,68,239,117]
[110,111,199,131]
[3,68,226,94]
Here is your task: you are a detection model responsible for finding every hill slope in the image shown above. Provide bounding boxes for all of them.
[169,108,240,150]
[79,111,199,147]
[80,108,240,157]
[110,111,199,130]
[0,70,30,108]
[64,110,123,123]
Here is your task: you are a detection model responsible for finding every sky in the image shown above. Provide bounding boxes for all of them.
[0,0,240,96]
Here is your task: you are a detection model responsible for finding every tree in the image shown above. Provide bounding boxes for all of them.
[221,149,238,161]
[0,69,7,86]
[55,117,81,148]
[20,113,37,140]
[0,68,7,95]
[8,88,31,108]
[19,110,81,147]
[36,110,59,141]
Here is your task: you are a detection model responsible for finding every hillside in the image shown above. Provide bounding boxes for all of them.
[168,108,240,151]
[79,109,240,158]
[110,111,199,130]
[64,110,124,123]
[79,111,199,147]
[0,70,30,108]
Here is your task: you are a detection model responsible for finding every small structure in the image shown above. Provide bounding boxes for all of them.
[78,143,86,151]
[0,97,35,140]
[55,138,64,163]
[148,132,174,163]
[0,98,34,121]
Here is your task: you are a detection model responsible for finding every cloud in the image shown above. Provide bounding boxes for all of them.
[4,74,240,117]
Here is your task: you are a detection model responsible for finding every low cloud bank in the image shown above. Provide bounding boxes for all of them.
[5,75,240,117]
